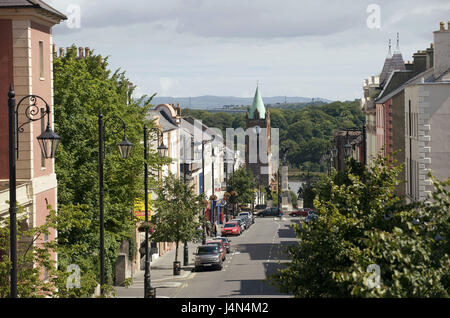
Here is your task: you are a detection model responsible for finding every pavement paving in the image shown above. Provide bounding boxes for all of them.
[114,232,218,298]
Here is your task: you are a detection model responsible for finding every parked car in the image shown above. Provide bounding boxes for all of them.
[289,209,308,217]
[221,221,241,236]
[206,240,226,261]
[305,212,319,223]
[233,218,246,231]
[254,204,267,216]
[239,211,254,224]
[243,216,252,227]
[240,206,253,214]
[236,215,251,228]
[259,207,282,217]
[254,204,267,211]
[213,236,231,253]
[194,245,223,271]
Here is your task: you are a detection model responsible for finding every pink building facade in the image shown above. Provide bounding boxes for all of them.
[0,1,66,279]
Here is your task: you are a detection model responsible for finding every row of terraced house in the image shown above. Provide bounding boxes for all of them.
[0,0,246,287]
[334,22,450,203]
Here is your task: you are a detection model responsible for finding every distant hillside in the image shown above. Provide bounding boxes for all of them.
[147,95,332,109]
[181,100,364,173]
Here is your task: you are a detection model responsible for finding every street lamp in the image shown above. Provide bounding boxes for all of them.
[332,146,338,159]
[182,135,193,266]
[143,124,167,298]
[278,147,289,214]
[223,149,231,222]
[226,149,237,219]
[157,141,168,158]
[118,137,133,159]
[211,145,216,225]
[193,135,215,244]
[344,144,352,158]
[253,125,261,184]
[37,122,61,159]
[7,85,60,298]
[98,112,133,296]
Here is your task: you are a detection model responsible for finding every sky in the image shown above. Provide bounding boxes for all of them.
[47,0,450,101]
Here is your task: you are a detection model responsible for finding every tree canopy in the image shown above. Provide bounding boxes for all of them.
[150,173,205,263]
[271,155,450,297]
[53,46,164,287]
[182,100,364,171]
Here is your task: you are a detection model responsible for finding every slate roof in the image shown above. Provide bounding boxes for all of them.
[147,110,178,132]
[0,0,67,20]
[379,37,406,88]
[435,68,450,82]
[376,70,413,101]
[375,67,434,104]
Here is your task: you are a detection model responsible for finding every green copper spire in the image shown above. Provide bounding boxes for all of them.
[248,85,266,119]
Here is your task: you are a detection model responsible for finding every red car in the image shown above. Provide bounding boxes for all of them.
[221,221,241,236]
[206,240,226,261]
[289,209,308,217]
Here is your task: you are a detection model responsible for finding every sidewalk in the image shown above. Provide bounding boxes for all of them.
[114,233,220,298]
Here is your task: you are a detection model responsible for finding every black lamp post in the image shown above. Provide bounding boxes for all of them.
[182,135,193,266]
[211,146,215,225]
[98,112,133,296]
[226,150,236,219]
[7,85,60,298]
[143,124,167,298]
[194,135,215,245]
[223,149,231,222]
[278,147,289,214]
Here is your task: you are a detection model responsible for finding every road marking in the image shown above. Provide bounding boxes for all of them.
[267,220,282,263]
[153,282,182,288]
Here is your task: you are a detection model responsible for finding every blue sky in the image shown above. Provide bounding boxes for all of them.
[48,0,450,101]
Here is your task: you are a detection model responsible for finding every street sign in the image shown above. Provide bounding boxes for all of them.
[134,194,151,220]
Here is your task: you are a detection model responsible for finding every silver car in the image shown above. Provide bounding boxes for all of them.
[194,245,223,271]
[239,211,254,224]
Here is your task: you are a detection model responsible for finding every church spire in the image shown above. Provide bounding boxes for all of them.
[388,38,392,58]
[380,33,406,87]
[248,84,266,119]
[394,32,401,54]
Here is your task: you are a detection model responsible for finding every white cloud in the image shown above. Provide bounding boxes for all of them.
[47,0,450,101]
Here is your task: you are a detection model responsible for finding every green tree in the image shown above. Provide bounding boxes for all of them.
[271,155,450,297]
[0,205,99,298]
[0,207,55,298]
[227,167,257,206]
[150,173,205,265]
[53,46,164,287]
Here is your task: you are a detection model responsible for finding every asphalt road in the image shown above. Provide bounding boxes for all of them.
[156,215,300,298]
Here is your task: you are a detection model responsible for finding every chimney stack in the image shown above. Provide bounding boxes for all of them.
[413,50,427,75]
[433,22,450,79]
[59,47,65,57]
[78,47,84,59]
[85,47,90,58]
[52,44,57,59]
